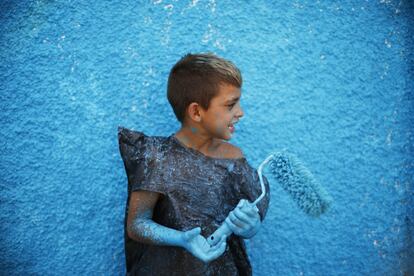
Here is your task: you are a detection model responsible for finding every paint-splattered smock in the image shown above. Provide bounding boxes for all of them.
[118,127,270,276]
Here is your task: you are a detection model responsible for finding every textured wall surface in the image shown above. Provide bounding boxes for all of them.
[1,1,413,275]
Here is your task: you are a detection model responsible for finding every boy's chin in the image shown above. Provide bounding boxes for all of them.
[211,129,233,140]
[221,132,233,141]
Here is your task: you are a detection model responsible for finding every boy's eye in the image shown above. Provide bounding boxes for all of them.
[227,103,236,109]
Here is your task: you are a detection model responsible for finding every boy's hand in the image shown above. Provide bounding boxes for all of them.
[182,227,227,263]
[225,199,261,239]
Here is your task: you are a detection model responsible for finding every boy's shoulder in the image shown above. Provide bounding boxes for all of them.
[216,140,244,159]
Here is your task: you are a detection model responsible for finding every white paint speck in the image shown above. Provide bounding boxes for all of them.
[386,130,392,145]
[213,39,225,50]
[384,39,392,48]
[209,0,216,12]
[144,16,153,24]
[164,4,173,10]
[189,0,199,7]
[202,24,213,43]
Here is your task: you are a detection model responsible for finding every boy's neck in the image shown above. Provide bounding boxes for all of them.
[174,125,221,154]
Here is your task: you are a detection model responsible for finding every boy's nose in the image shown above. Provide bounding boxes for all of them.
[236,107,244,118]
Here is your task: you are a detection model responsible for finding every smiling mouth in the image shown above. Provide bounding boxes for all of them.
[228,121,238,133]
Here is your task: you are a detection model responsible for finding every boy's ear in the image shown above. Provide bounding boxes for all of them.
[187,102,202,122]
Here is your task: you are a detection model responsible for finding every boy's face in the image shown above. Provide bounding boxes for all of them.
[198,83,244,140]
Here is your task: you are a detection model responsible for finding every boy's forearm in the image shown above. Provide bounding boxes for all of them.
[127,218,185,247]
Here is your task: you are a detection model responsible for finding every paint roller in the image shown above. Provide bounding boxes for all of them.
[207,150,333,245]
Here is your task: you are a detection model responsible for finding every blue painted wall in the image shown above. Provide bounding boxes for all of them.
[1,1,413,275]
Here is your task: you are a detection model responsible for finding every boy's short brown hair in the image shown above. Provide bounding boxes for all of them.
[167,53,242,123]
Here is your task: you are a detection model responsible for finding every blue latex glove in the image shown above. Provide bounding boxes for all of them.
[181,227,227,263]
[131,219,227,263]
[225,199,261,239]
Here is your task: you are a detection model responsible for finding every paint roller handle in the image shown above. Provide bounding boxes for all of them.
[207,155,271,247]
[207,222,232,246]
[207,199,260,246]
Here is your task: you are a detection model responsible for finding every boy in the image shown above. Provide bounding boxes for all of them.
[118,53,270,275]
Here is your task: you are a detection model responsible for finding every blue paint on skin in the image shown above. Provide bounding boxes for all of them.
[130,214,227,263]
